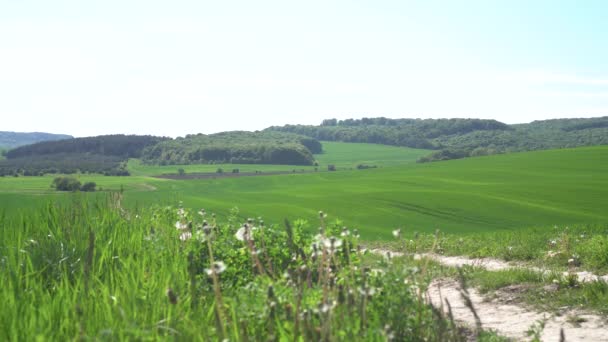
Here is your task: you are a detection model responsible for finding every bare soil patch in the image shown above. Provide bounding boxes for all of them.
[154,170,316,180]
[428,278,608,341]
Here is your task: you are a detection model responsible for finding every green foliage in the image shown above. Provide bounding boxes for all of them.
[141,131,320,166]
[0,199,473,340]
[52,176,82,192]
[0,153,130,176]
[356,164,377,170]
[268,117,510,149]
[80,182,97,192]
[2,135,164,176]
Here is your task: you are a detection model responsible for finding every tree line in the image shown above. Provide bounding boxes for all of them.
[267,116,608,162]
[140,131,321,166]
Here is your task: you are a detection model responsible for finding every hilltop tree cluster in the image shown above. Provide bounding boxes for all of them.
[141,131,321,166]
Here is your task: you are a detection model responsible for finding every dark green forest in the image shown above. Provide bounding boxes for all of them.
[1,135,166,176]
[6,134,168,159]
[140,131,321,166]
[267,116,608,162]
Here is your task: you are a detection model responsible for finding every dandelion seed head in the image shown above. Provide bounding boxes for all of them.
[392,228,401,239]
[205,261,227,276]
[175,221,188,230]
[179,232,192,241]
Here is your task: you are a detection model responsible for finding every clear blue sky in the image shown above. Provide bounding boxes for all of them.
[1,0,607,137]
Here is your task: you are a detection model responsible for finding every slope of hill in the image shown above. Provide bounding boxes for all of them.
[0,131,73,149]
[266,116,608,161]
[125,145,608,238]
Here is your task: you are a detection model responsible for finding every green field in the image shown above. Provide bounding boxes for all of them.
[2,143,608,239]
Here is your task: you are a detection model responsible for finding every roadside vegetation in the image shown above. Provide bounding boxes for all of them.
[0,198,506,341]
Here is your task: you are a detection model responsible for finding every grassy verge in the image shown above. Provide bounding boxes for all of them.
[1,195,507,341]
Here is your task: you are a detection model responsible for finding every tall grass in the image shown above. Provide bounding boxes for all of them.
[1,194,475,341]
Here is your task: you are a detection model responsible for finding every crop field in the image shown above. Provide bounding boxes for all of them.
[2,144,607,239]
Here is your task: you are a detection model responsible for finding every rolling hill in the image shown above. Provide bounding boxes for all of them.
[0,131,72,149]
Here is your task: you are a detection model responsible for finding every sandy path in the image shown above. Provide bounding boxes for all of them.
[370,249,608,283]
[428,279,608,341]
[369,249,608,341]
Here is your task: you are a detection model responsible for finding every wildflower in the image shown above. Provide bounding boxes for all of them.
[319,300,337,313]
[179,232,192,241]
[177,208,185,217]
[352,229,360,239]
[392,228,401,239]
[323,237,342,251]
[358,286,378,297]
[549,240,557,247]
[341,227,350,237]
[235,224,257,241]
[175,221,188,230]
[198,209,206,216]
[507,246,513,251]
[205,261,227,276]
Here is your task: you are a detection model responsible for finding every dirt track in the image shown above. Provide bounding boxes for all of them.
[370,250,608,341]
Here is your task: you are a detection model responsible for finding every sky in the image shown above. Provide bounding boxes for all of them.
[1,0,608,138]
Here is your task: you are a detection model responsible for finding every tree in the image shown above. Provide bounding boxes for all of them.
[80,182,97,192]
[52,176,82,191]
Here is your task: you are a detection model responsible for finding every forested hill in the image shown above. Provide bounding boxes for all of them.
[2,135,169,176]
[0,131,73,149]
[140,131,321,166]
[266,117,608,161]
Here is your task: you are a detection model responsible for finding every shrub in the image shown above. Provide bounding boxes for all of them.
[52,176,82,192]
[327,164,336,171]
[80,182,97,192]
